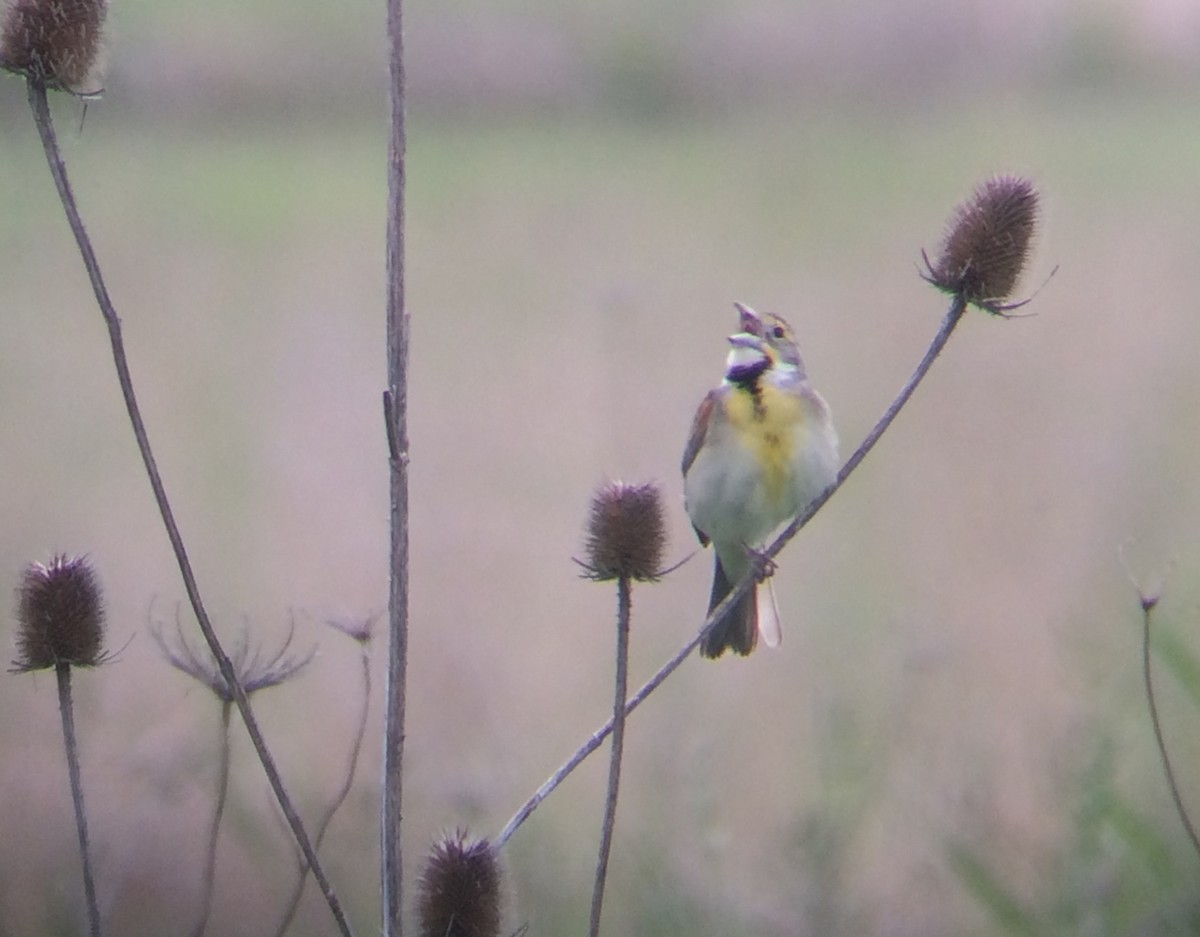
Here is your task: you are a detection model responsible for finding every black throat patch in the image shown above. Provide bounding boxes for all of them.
[727,359,769,413]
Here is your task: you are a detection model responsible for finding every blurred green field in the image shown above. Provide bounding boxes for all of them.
[4,2,1200,934]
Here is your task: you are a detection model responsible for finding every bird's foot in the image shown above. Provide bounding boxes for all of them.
[743,545,777,582]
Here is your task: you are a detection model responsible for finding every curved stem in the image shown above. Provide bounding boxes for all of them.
[189,701,233,937]
[495,295,968,849]
[273,644,373,937]
[1142,602,1200,859]
[25,79,353,937]
[589,577,632,937]
[57,663,102,937]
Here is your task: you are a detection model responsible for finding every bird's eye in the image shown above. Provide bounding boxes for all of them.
[771,325,786,339]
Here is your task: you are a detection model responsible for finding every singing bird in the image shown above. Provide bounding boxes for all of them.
[682,303,838,658]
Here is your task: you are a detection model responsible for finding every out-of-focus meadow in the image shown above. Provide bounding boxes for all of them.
[3,0,1200,933]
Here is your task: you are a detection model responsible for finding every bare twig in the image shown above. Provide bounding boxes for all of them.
[382,0,409,927]
[495,295,969,848]
[24,78,353,936]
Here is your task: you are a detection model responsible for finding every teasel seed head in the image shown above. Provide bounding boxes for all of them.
[417,830,502,937]
[13,554,105,671]
[925,174,1039,312]
[582,480,667,582]
[0,0,108,94]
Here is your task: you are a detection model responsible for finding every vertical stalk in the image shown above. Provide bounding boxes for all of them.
[57,662,102,937]
[189,701,233,937]
[589,576,632,937]
[382,0,409,929]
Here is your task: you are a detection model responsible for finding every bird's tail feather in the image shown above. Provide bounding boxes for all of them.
[700,555,757,658]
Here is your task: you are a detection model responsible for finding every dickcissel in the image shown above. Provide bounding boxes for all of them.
[682,303,839,658]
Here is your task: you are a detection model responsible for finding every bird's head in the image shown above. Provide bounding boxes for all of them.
[733,301,807,375]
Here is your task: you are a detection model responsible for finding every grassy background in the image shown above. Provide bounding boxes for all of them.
[3,0,1200,934]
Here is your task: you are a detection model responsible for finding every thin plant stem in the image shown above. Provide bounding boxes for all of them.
[382,0,409,929]
[56,662,102,937]
[273,643,373,937]
[189,701,233,937]
[24,79,353,937]
[833,294,967,487]
[1141,601,1200,859]
[589,577,632,937]
[495,295,969,849]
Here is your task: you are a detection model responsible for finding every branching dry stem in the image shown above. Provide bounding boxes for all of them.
[24,78,352,937]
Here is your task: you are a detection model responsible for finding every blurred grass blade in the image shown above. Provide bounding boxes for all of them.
[946,843,1042,937]
[1102,792,1177,883]
[1153,628,1200,711]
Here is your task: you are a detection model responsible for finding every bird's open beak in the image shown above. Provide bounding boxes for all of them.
[726,332,762,349]
[733,301,763,337]
[725,333,768,372]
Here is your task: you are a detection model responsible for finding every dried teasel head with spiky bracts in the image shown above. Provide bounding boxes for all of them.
[150,609,315,702]
[0,0,108,94]
[417,830,503,937]
[923,174,1040,314]
[12,554,107,672]
[580,481,667,583]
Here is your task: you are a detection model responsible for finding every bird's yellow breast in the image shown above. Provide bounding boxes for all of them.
[724,383,804,504]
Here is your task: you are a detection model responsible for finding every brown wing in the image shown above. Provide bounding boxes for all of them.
[681,390,716,477]
[681,391,718,547]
